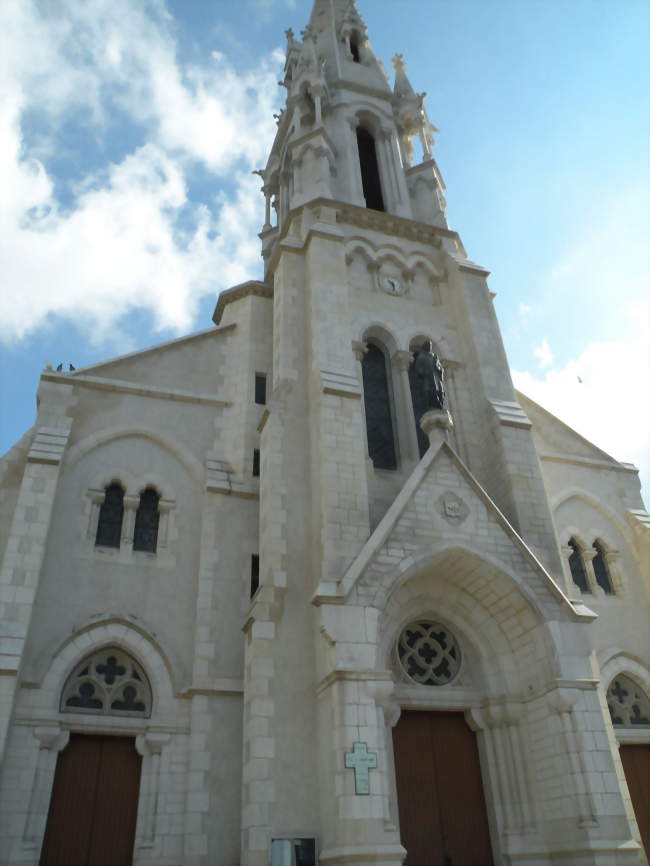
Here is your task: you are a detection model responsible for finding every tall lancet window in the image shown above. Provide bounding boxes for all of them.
[568,538,590,593]
[356,128,385,212]
[95,482,124,548]
[133,488,160,553]
[592,540,614,594]
[350,33,361,63]
[362,343,397,470]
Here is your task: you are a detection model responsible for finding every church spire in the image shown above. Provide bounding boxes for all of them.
[256,0,450,264]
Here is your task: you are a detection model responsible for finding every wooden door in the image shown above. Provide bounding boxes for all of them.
[393,711,494,866]
[620,743,650,858]
[40,734,142,866]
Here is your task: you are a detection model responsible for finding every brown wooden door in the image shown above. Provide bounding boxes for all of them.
[393,711,494,866]
[40,734,142,866]
[620,743,650,858]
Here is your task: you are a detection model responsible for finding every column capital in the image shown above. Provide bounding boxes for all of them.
[392,349,413,373]
[33,726,69,753]
[352,340,368,362]
[123,494,140,511]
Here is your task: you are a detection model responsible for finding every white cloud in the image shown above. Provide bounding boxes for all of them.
[533,337,553,368]
[518,303,532,319]
[513,308,650,503]
[0,0,284,343]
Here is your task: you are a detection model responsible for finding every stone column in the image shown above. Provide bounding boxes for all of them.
[484,704,535,836]
[548,689,598,828]
[86,488,105,541]
[560,544,579,597]
[392,350,419,464]
[352,341,369,459]
[23,726,70,850]
[122,494,139,547]
[582,547,599,595]
[376,130,396,212]
[346,119,364,204]
[136,732,170,848]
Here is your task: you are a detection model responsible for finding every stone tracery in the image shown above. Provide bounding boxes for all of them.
[60,648,152,718]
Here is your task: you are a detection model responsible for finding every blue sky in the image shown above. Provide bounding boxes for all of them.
[1,0,648,499]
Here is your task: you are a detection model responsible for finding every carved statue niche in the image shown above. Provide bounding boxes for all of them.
[414,340,445,410]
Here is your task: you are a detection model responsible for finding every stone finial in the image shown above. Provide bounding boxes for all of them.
[392,52,416,98]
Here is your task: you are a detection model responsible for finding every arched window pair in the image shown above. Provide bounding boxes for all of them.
[95,483,160,553]
[567,537,614,594]
[361,339,442,470]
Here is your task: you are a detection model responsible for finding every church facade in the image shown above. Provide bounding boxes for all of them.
[0,1,649,864]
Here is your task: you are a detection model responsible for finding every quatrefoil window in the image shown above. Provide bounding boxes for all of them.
[398,621,461,686]
[61,648,152,717]
[607,675,650,727]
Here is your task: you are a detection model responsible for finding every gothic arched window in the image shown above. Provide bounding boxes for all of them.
[350,33,361,63]
[356,128,385,212]
[133,488,160,553]
[362,343,397,470]
[592,540,614,594]
[568,538,590,593]
[61,647,152,718]
[607,675,650,726]
[95,482,124,548]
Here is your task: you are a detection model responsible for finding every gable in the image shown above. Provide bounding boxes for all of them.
[68,325,235,395]
[516,390,619,466]
[324,441,585,626]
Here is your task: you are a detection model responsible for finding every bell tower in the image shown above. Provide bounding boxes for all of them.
[242,2,568,864]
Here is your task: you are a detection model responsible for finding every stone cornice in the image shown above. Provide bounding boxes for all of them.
[538,452,636,473]
[66,323,236,377]
[212,279,273,325]
[266,197,469,276]
[41,372,231,408]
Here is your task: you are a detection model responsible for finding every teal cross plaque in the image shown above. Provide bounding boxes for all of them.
[344,742,377,795]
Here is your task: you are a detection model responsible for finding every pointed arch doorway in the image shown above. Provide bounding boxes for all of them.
[392,711,494,866]
[39,734,142,866]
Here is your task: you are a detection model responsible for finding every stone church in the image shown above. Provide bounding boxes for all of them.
[1,1,649,864]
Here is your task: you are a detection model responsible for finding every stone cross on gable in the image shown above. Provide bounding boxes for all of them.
[344,742,377,795]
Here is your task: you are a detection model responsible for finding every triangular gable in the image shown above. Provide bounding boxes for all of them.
[516,390,621,466]
[64,323,235,394]
[314,441,590,622]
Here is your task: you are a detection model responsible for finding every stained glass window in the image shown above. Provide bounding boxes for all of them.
[133,488,160,553]
[362,343,396,470]
[592,540,614,594]
[61,648,152,717]
[95,483,124,548]
[607,675,650,726]
[568,538,590,593]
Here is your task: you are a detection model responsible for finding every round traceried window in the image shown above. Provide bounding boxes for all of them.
[398,621,461,686]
